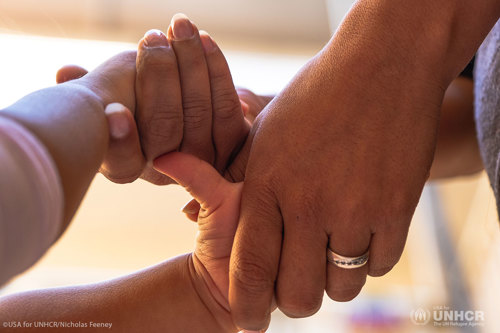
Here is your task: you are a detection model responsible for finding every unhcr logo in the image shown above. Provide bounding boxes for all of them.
[410,306,485,327]
[410,308,431,325]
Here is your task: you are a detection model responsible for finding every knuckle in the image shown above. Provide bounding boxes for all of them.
[384,192,418,224]
[100,167,141,185]
[140,109,183,150]
[280,189,322,227]
[137,48,176,74]
[213,92,242,121]
[182,95,212,130]
[183,113,209,130]
[183,95,212,114]
[232,256,275,296]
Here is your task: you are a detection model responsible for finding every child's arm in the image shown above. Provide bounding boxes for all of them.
[0,51,137,229]
[0,52,138,285]
[0,18,258,330]
[0,19,252,285]
[0,255,235,332]
[0,152,242,333]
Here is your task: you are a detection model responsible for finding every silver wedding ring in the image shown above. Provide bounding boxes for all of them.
[327,248,369,269]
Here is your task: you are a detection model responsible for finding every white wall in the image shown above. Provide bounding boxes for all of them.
[0,0,333,49]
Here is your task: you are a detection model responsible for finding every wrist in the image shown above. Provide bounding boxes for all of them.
[324,0,499,87]
[322,2,442,87]
[187,254,237,332]
[73,50,137,112]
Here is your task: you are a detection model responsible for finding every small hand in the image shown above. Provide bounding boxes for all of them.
[58,15,251,186]
[153,152,241,330]
[180,88,272,221]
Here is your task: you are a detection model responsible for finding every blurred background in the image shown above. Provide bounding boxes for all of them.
[0,0,499,332]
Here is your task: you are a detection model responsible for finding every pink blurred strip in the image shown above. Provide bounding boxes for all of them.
[0,115,63,286]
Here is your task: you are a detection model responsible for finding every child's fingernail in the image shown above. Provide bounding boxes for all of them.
[181,200,199,215]
[106,104,130,140]
[171,13,195,40]
[200,31,216,52]
[143,29,168,48]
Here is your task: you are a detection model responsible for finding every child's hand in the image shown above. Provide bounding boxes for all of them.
[71,51,137,113]
[154,152,241,305]
[58,15,257,187]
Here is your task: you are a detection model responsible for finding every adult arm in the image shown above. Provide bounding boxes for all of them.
[228,0,500,330]
[232,79,482,181]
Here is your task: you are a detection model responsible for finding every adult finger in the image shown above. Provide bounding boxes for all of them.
[153,152,227,210]
[275,199,327,317]
[199,31,249,172]
[168,14,214,164]
[56,65,88,83]
[325,217,371,302]
[368,222,409,277]
[223,119,257,183]
[136,29,184,185]
[229,177,282,331]
[100,103,145,183]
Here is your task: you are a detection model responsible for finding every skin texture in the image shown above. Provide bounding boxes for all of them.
[55,14,485,330]
[5,7,492,331]
[0,74,481,331]
[226,1,500,330]
[0,15,250,284]
[0,51,137,229]
[0,152,243,333]
[58,14,250,187]
[0,16,253,332]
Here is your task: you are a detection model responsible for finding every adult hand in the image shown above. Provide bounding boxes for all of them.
[58,14,250,185]
[155,152,241,310]
[153,152,240,332]
[181,88,272,221]
[227,6,446,330]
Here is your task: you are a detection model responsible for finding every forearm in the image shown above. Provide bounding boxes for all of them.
[322,0,500,86]
[0,51,136,233]
[0,254,235,332]
[0,83,108,231]
[258,0,498,185]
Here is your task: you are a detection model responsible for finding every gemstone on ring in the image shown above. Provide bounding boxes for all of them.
[327,248,369,269]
